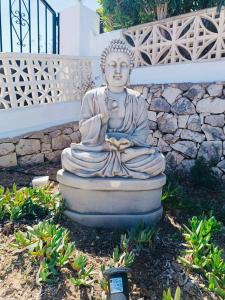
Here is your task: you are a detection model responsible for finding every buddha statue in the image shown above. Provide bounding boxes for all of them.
[61,39,165,179]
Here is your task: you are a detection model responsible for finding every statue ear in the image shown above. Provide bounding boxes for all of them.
[102,73,107,86]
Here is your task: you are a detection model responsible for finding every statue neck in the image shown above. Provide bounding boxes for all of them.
[108,86,126,93]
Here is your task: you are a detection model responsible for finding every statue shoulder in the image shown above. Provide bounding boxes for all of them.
[126,87,142,98]
[84,86,106,97]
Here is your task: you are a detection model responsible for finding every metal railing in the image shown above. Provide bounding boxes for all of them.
[0,0,60,54]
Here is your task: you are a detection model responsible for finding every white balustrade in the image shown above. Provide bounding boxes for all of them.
[0,53,92,109]
[123,7,225,67]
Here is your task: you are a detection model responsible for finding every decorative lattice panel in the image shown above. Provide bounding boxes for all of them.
[123,7,225,67]
[0,53,92,109]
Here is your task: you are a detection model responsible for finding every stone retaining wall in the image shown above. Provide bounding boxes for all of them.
[133,82,225,178]
[0,123,80,168]
[1,82,225,178]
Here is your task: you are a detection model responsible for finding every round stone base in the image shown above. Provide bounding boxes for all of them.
[57,169,166,228]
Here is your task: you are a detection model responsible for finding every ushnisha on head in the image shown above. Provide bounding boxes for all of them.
[100,39,134,72]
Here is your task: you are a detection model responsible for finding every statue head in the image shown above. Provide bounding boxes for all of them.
[101,39,134,89]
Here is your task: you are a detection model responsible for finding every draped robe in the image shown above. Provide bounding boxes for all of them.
[62,87,165,179]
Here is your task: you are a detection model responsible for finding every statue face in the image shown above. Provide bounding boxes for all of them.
[104,52,131,89]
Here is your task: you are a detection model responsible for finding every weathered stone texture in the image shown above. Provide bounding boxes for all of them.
[171,141,197,158]
[205,115,224,127]
[52,135,71,150]
[0,143,15,156]
[196,98,225,114]
[158,114,178,133]
[162,87,182,104]
[201,125,225,141]
[18,153,44,167]
[16,139,41,156]
[187,115,202,132]
[198,141,222,163]
[150,98,170,112]
[0,153,17,168]
[171,98,196,115]
[180,130,205,143]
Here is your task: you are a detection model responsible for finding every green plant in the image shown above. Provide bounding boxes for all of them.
[163,287,181,300]
[189,158,221,190]
[179,216,225,297]
[70,254,94,287]
[12,220,75,283]
[0,184,63,222]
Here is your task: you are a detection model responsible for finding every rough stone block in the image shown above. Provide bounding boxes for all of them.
[198,141,222,163]
[52,135,71,150]
[158,113,178,133]
[196,98,225,114]
[0,153,17,168]
[201,125,225,141]
[45,150,62,162]
[150,97,170,112]
[205,115,224,127]
[207,84,223,97]
[16,139,41,156]
[162,87,182,104]
[0,143,15,156]
[171,141,197,158]
[18,153,44,167]
[187,115,202,132]
[171,97,196,115]
[181,129,205,143]
[178,115,189,128]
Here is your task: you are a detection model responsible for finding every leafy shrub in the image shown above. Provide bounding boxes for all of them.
[11,221,75,283]
[189,158,221,190]
[163,287,181,300]
[0,184,63,222]
[179,216,225,297]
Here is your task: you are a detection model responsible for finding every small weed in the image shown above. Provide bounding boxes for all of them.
[11,220,75,283]
[70,254,94,287]
[0,184,63,222]
[179,215,225,297]
[163,287,181,300]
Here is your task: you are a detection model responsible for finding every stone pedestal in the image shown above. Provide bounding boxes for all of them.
[57,169,166,228]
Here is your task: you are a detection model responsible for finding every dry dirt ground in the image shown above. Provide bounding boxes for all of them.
[0,163,224,300]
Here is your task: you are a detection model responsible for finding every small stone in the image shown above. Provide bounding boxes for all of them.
[217,160,225,172]
[70,132,81,143]
[201,125,225,141]
[181,129,205,143]
[73,123,79,131]
[147,134,158,146]
[142,87,149,99]
[63,128,73,135]
[163,134,179,144]
[178,115,189,128]
[196,98,225,114]
[150,97,171,112]
[16,139,41,156]
[205,115,224,127]
[0,153,17,168]
[29,132,45,139]
[18,153,44,167]
[0,143,15,156]
[41,143,51,152]
[171,98,196,115]
[49,130,61,138]
[185,84,205,100]
[158,113,178,133]
[45,150,62,162]
[187,115,202,132]
[41,135,51,143]
[153,130,162,138]
[171,141,197,158]
[166,151,184,168]
[158,138,171,152]
[198,141,222,163]
[212,166,223,177]
[147,111,157,122]
[207,84,223,97]
[177,83,192,91]
[162,87,182,104]
[148,121,157,130]
[52,135,71,150]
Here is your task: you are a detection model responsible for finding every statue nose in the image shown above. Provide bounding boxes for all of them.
[115,65,121,74]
